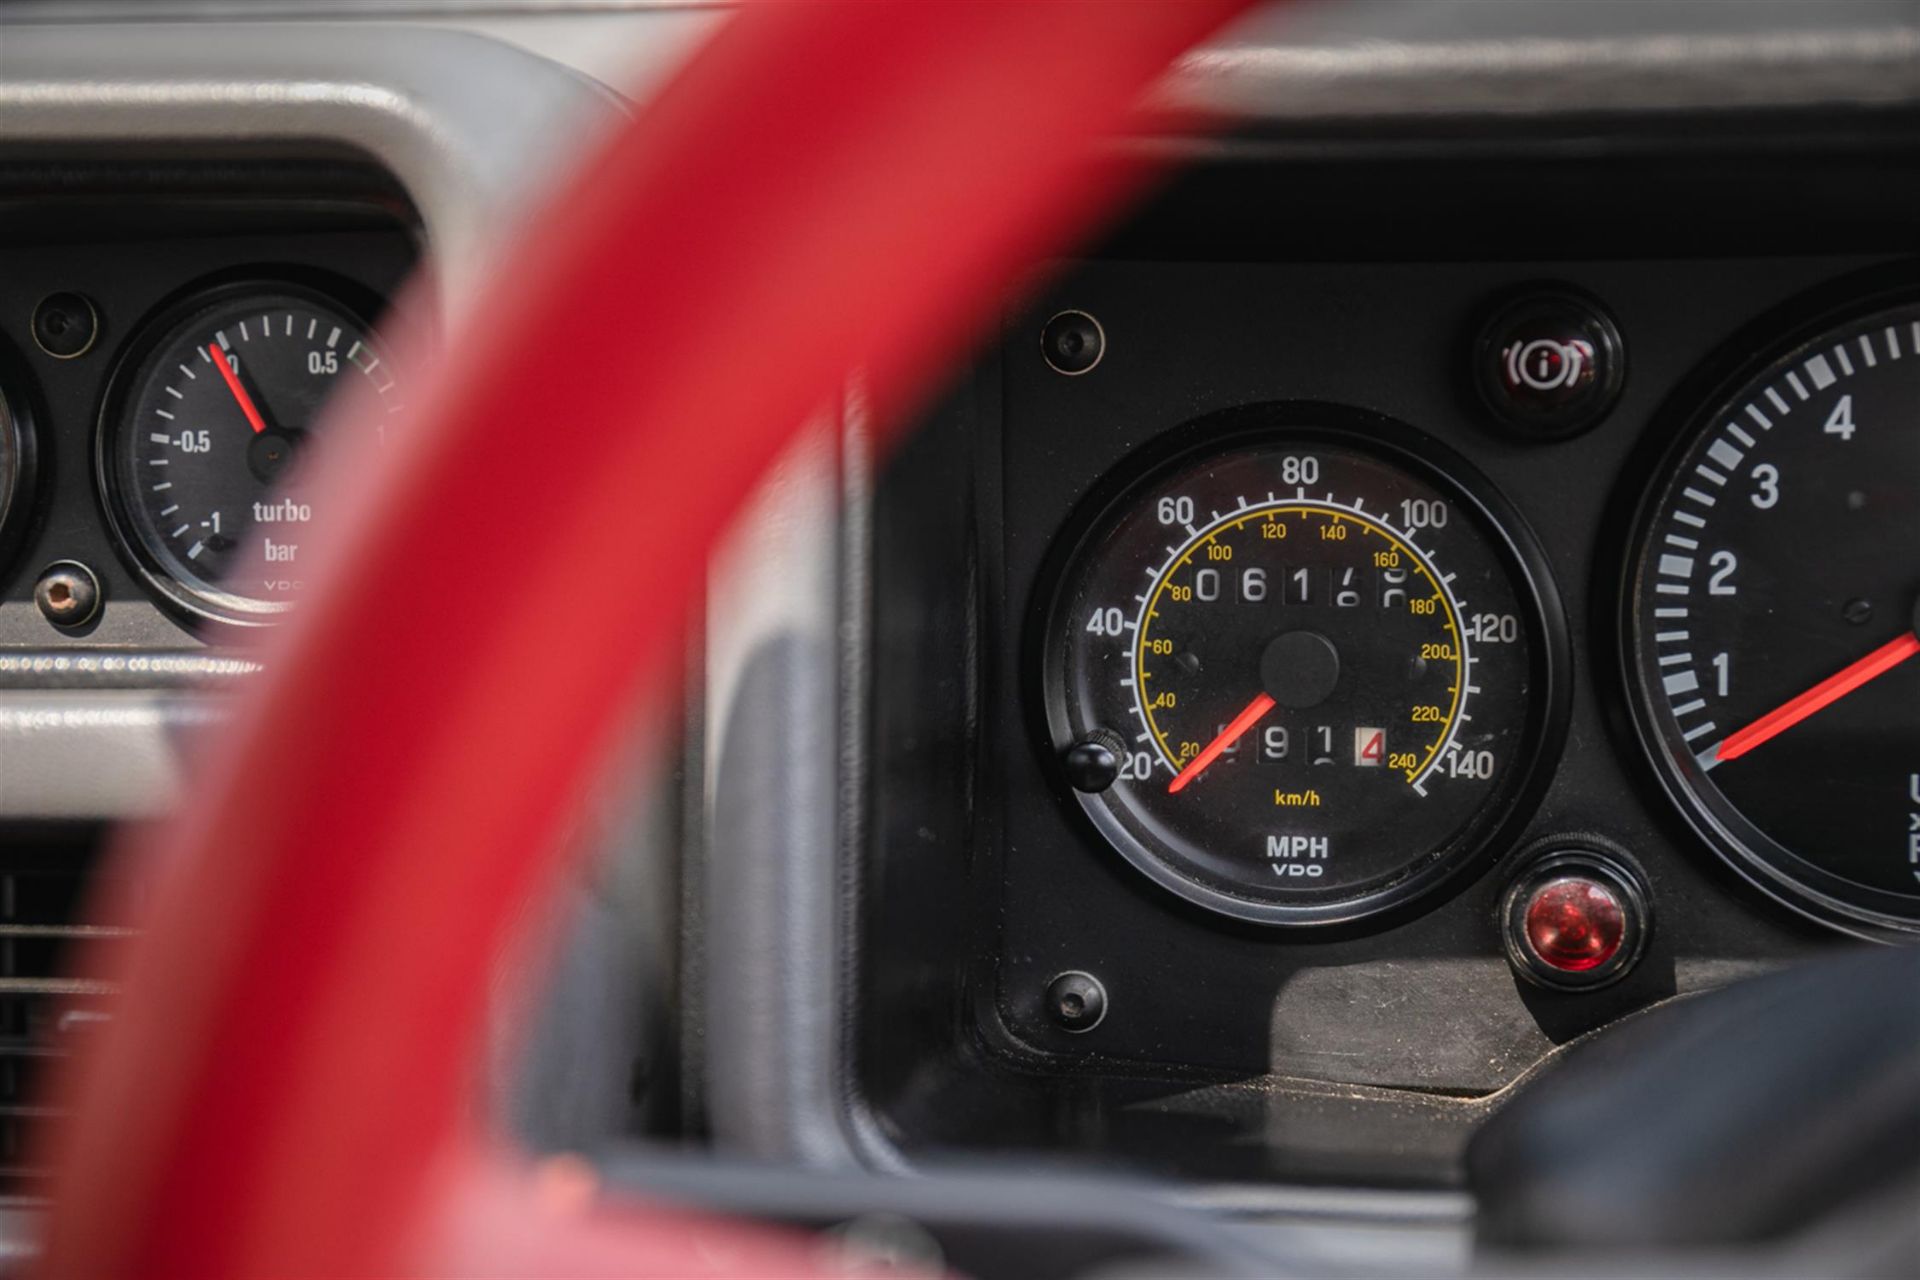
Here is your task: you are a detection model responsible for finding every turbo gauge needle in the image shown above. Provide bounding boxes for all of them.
[208,342,268,435]
[1712,628,1920,765]
[1167,692,1275,794]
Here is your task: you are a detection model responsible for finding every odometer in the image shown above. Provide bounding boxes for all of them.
[1042,411,1563,926]
[1626,294,1920,939]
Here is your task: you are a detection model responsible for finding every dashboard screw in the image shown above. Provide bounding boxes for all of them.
[1843,598,1873,625]
[1046,970,1107,1033]
[1041,309,1105,375]
[32,292,100,360]
[34,561,102,628]
[1063,729,1124,793]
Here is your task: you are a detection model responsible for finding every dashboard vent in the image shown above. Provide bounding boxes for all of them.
[0,864,129,1199]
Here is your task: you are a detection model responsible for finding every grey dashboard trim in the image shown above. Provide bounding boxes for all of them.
[0,689,223,820]
[0,22,623,310]
[0,1,728,16]
[701,424,869,1168]
[0,650,259,689]
[10,5,1920,130]
[1161,25,1920,121]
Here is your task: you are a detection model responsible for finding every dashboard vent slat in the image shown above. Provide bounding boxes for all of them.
[0,867,120,1199]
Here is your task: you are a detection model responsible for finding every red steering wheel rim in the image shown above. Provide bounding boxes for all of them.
[35,3,1251,1275]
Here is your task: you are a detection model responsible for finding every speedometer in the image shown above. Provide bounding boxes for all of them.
[1041,408,1564,927]
[1625,291,1920,939]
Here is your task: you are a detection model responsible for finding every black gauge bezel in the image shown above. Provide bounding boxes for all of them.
[1033,402,1571,929]
[1499,846,1653,992]
[95,271,389,628]
[1618,266,1920,942]
[1468,282,1628,441]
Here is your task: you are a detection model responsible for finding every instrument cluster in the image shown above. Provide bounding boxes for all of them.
[1031,273,1919,948]
[881,249,1920,1129]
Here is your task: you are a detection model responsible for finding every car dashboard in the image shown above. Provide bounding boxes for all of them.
[864,204,1909,1185]
[0,2,1914,1274]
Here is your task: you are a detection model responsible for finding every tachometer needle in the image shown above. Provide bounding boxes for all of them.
[207,342,268,434]
[1714,630,1920,765]
[1167,692,1276,794]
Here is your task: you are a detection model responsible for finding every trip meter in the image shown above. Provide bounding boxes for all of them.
[1041,409,1564,926]
[1626,292,1920,939]
[99,280,398,624]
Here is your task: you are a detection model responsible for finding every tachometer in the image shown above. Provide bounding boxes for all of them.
[1625,293,1920,938]
[98,281,399,624]
[1041,409,1563,926]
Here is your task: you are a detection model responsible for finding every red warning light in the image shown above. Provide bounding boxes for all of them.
[1522,876,1626,973]
[1501,851,1648,990]
[1520,882,1628,971]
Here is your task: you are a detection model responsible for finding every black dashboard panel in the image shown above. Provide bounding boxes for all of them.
[856,121,1918,1185]
[0,173,418,652]
[990,253,1855,1064]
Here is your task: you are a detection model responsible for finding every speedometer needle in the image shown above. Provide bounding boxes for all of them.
[208,342,268,435]
[1167,692,1275,794]
[1714,629,1920,765]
